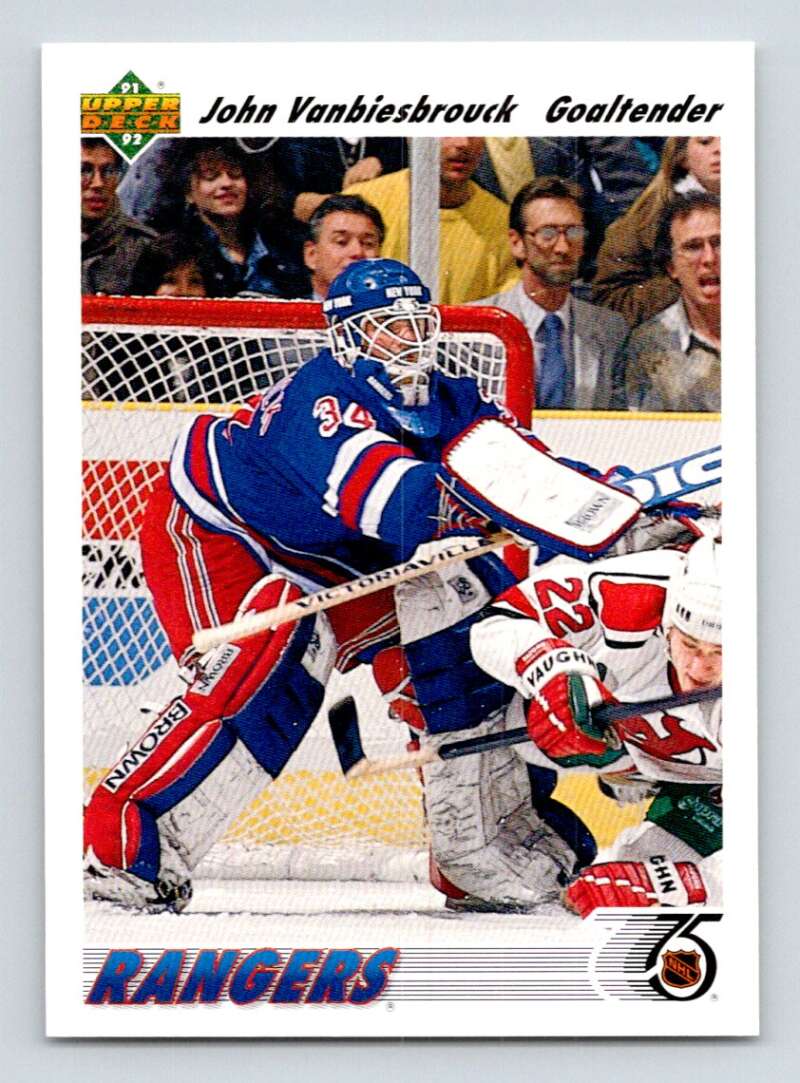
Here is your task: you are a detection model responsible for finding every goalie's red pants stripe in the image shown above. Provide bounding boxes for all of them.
[141,477,269,658]
[163,499,218,633]
[143,476,398,668]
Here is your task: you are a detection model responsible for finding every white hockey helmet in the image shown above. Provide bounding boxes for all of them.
[663,537,722,645]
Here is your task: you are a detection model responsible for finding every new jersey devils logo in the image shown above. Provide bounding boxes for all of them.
[615,713,716,764]
[660,949,702,989]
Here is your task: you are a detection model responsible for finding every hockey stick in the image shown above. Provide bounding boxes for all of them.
[346,686,722,778]
[191,445,722,654]
[606,445,721,506]
[192,533,509,654]
[328,696,366,776]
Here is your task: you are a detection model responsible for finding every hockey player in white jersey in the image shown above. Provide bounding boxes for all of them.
[465,534,722,916]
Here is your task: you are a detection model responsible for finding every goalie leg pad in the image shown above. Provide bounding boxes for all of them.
[156,740,273,879]
[224,578,334,777]
[83,699,235,884]
[421,715,580,909]
[84,575,334,889]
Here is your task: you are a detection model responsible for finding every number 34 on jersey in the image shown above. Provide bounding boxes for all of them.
[313,396,377,438]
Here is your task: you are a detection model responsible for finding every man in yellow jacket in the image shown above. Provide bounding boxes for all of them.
[345,137,519,304]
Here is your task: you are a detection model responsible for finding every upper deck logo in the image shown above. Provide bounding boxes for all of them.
[81,71,180,161]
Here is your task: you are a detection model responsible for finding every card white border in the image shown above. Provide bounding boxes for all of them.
[43,40,757,1038]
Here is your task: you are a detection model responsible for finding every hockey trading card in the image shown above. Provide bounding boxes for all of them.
[43,42,756,1037]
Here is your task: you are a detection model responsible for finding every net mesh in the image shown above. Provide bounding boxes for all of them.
[82,321,510,405]
[81,297,532,880]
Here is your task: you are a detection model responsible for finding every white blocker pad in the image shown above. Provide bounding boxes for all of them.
[443,418,641,559]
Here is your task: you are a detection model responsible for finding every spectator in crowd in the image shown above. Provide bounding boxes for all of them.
[475,137,663,273]
[624,192,720,412]
[118,137,294,238]
[85,234,212,403]
[274,137,407,224]
[592,136,721,327]
[118,138,195,232]
[344,136,518,304]
[81,138,158,295]
[123,232,288,405]
[129,234,211,297]
[303,194,384,300]
[167,140,308,299]
[476,177,629,410]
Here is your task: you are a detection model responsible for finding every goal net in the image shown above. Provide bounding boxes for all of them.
[82,296,533,882]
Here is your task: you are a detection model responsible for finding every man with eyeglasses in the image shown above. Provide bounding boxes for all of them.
[624,192,721,412]
[81,138,158,296]
[476,176,629,409]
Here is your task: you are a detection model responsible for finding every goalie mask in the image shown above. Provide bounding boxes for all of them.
[323,259,442,433]
[664,536,722,645]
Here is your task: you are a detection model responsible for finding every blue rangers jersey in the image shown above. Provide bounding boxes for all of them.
[168,348,502,593]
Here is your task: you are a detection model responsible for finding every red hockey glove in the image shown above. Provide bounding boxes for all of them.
[519,638,623,768]
[372,646,427,732]
[565,858,707,918]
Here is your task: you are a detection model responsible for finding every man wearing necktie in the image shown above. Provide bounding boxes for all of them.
[537,311,568,408]
[476,176,629,410]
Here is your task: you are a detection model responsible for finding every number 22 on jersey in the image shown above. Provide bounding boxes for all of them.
[534,577,595,637]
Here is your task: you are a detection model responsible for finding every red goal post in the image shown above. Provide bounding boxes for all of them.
[80,295,534,882]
